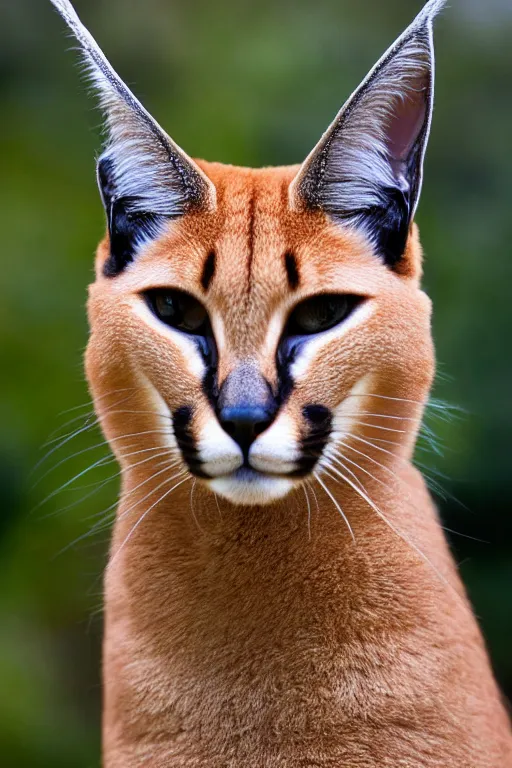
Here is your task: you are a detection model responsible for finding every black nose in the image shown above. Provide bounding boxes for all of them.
[219,404,274,455]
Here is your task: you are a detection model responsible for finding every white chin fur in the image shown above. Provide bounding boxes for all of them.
[209,473,294,506]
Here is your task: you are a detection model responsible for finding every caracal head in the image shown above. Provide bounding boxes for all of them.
[51,0,443,505]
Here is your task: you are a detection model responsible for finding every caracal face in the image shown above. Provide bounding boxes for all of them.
[87,163,434,506]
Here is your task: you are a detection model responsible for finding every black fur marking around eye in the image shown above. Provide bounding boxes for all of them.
[200,250,216,291]
[284,251,300,290]
[291,404,332,477]
[196,334,219,408]
[172,406,209,479]
[276,337,302,406]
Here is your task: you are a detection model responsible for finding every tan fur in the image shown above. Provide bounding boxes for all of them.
[82,161,512,766]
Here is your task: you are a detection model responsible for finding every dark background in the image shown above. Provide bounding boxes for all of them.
[1,1,511,765]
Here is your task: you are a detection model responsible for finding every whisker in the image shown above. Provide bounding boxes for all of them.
[42,473,118,519]
[305,479,320,515]
[34,439,174,488]
[303,483,312,541]
[55,448,177,518]
[37,444,178,515]
[329,452,389,498]
[33,454,118,511]
[336,411,419,422]
[189,479,202,532]
[337,420,407,434]
[51,386,138,422]
[90,460,184,529]
[114,465,186,527]
[213,492,222,520]
[343,392,429,406]
[39,403,172,463]
[56,462,185,555]
[331,448,470,529]
[42,410,97,446]
[334,434,467,510]
[352,434,400,448]
[324,451,367,494]
[440,526,488,545]
[320,464,463,600]
[40,389,141,450]
[59,387,137,414]
[108,475,191,570]
[33,419,106,475]
[313,472,355,543]
[343,392,462,417]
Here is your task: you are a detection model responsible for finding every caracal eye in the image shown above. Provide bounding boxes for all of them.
[285,294,363,336]
[145,289,209,335]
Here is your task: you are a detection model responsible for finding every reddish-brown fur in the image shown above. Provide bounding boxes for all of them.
[85,163,512,766]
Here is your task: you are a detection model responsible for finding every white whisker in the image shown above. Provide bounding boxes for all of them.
[306,479,320,515]
[113,464,186,526]
[336,420,407,434]
[314,472,356,543]
[108,476,191,570]
[320,464,463,600]
[40,447,175,519]
[57,463,185,555]
[303,483,312,541]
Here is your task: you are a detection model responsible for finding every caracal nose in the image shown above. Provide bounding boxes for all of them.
[216,361,278,457]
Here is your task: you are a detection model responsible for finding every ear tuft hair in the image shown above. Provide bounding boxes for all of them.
[290,0,445,268]
[49,0,216,275]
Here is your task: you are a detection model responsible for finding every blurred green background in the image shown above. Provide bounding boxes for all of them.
[1,0,511,765]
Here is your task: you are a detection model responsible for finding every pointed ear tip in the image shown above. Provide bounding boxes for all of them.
[420,0,447,25]
[400,0,445,52]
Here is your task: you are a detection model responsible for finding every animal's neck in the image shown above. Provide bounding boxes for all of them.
[102,454,466,764]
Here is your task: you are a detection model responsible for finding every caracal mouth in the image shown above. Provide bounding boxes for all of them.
[208,467,295,506]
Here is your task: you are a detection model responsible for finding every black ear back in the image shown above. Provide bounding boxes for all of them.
[97,158,167,277]
[290,0,445,268]
[364,186,411,269]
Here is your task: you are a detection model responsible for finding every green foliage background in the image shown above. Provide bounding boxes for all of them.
[0,1,511,765]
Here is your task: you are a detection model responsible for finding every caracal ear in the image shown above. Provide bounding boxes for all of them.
[49,0,217,276]
[289,0,445,268]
